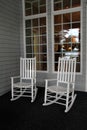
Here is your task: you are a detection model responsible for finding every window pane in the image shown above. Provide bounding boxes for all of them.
[63,13,70,23]
[63,0,71,9]
[54,25,61,33]
[40,17,46,26]
[26,45,32,53]
[25,0,46,16]
[26,29,31,36]
[36,63,47,70]
[39,54,47,61]
[33,36,39,46]
[32,19,38,27]
[72,12,80,22]
[40,0,46,13]
[54,10,81,72]
[76,63,80,72]
[25,2,31,9]
[72,23,80,29]
[26,37,31,45]
[40,45,47,53]
[40,0,46,5]
[63,24,71,31]
[40,35,46,44]
[25,0,31,16]
[63,24,71,43]
[40,6,46,13]
[72,0,80,8]
[25,9,31,16]
[54,0,80,11]
[24,1,47,71]
[34,45,39,53]
[72,23,80,42]
[40,27,46,34]
[54,35,60,43]
[25,16,47,71]
[54,15,61,24]
[43,54,47,61]
[32,2,38,15]
[26,54,33,58]
[26,20,31,28]
[54,0,62,11]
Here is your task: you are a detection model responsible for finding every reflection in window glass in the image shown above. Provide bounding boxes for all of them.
[40,0,46,5]
[25,0,46,16]
[63,0,70,9]
[40,27,46,34]
[54,0,62,11]
[26,20,31,27]
[40,6,46,13]
[40,17,46,26]
[54,0,80,11]
[63,13,70,23]
[25,0,47,71]
[33,19,38,27]
[59,28,80,43]
[72,12,80,22]
[54,10,81,72]
[72,0,80,8]
[32,2,38,15]
[54,15,61,24]
[25,16,47,71]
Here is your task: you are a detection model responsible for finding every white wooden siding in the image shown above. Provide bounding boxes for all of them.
[0,0,22,95]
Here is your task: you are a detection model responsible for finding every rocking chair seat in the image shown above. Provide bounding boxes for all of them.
[48,85,73,93]
[13,82,32,88]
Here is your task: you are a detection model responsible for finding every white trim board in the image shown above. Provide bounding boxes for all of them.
[85,5,87,92]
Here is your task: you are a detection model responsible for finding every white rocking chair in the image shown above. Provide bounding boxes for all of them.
[43,57,77,112]
[11,57,38,102]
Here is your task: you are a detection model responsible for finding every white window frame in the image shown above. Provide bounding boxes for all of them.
[23,0,48,72]
[51,0,82,74]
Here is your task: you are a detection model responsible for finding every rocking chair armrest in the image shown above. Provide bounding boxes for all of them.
[11,76,21,84]
[11,76,20,82]
[45,79,57,85]
[11,76,20,80]
[45,79,57,82]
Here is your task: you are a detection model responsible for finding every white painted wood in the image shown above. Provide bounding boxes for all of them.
[0,0,21,95]
[43,57,76,112]
[85,5,87,92]
[11,57,38,102]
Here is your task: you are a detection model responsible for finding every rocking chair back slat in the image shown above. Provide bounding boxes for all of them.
[20,57,36,79]
[57,57,76,83]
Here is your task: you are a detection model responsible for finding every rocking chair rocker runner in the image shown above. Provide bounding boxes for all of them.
[11,57,38,102]
[43,57,77,112]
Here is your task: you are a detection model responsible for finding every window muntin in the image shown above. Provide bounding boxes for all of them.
[25,0,47,71]
[54,9,81,72]
[25,0,46,16]
[25,16,47,71]
[24,0,81,72]
[54,0,80,11]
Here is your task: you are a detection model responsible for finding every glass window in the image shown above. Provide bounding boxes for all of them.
[25,17,47,71]
[25,0,47,71]
[54,0,80,11]
[24,0,81,73]
[53,0,81,72]
[25,0,46,16]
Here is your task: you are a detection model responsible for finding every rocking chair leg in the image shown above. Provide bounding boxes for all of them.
[43,80,48,105]
[31,84,34,102]
[11,78,14,100]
